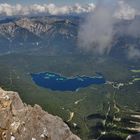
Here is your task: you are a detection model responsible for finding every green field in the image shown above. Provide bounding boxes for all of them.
[0,53,140,140]
[131,69,140,73]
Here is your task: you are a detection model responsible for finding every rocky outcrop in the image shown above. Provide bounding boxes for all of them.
[0,88,81,140]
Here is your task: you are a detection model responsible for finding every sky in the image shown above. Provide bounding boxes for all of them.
[0,0,96,5]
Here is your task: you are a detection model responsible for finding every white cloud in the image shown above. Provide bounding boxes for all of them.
[0,2,139,19]
[115,1,137,20]
[0,3,95,17]
[78,0,140,56]
[127,46,140,59]
[124,0,140,11]
[78,0,117,54]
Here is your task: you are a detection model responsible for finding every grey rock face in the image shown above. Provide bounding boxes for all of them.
[0,88,81,140]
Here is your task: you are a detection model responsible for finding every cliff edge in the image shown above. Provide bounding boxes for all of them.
[0,88,81,140]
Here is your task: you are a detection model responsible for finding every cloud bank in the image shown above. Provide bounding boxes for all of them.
[0,3,95,16]
[0,2,139,19]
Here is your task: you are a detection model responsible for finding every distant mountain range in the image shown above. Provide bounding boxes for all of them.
[0,15,139,60]
[0,16,79,55]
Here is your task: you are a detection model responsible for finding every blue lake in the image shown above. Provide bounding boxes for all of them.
[31,72,106,91]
